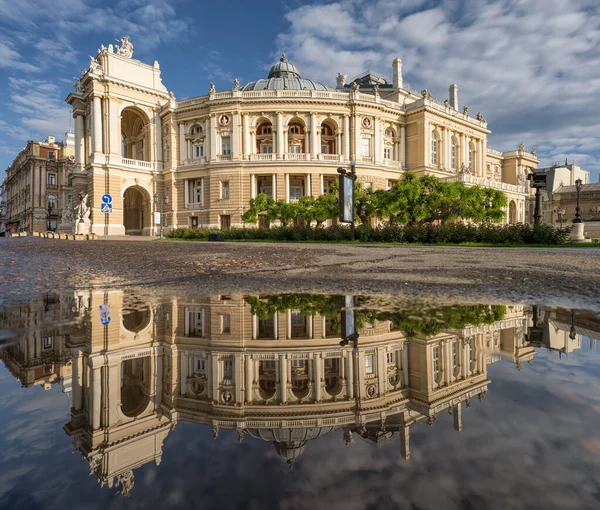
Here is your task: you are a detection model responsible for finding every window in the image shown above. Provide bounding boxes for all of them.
[290,126,300,134]
[192,125,202,135]
[221,314,231,334]
[321,145,328,154]
[289,186,302,202]
[261,145,273,154]
[47,194,57,209]
[452,342,457,367]
[194,145,204,158]
[361,138,370,157]
[186,309,203,337]
[221,181,230,200]
[431,131,438,165]
[193,179,203,204]
[223,359,233,379]
[451,139,456,169]
[487,163,492,177]
[365,354,374,374]
[432,347,440,376]
[221,136,231,155]
[384,147,391,159]
[289,145,301,153]
[44,336,53,349]
[387,352,394,364]
[468,146,473,168]
[47,173,56,186]
[197,359,205,371]
[48,151,56,161]
[262,126,272,135]
[291,359,305,369]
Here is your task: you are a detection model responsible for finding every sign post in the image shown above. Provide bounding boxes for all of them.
[337,162,357,241]
[101,194,112,239]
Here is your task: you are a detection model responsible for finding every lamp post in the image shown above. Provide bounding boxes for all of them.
[47,203,53,231]
[573,178,582,224]
[154,192,169,239]
[556,207,565,229]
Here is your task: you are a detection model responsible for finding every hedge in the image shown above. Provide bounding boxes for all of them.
[167,223,572,245]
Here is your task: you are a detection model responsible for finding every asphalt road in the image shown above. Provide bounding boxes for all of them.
[1,238,599,310]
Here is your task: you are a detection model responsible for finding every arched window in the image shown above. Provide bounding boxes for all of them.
[431,130,438,165]
[451,139,456,169]
[290,126,300,135]
[468,145,473,169]
[192,125,202,135]
[47,194,57,209]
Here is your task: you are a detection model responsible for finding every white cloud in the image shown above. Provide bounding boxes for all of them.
[277,0,600,178]
[0,40,41,72]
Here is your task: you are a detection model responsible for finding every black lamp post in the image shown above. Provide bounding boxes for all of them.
[154,192,169,239]
[47,203,53,231]
[573,178,583,224]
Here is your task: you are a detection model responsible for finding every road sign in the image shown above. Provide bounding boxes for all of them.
[99,304,111,326]
[101,203,113,213]
[101,194,112,204]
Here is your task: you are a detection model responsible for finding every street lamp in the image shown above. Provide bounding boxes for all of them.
[573,178,583,224]
[556,207,565,229]
[154,192,169,239]
[47,203,53,231]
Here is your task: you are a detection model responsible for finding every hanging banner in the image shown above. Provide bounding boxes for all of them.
[339,173,354,223]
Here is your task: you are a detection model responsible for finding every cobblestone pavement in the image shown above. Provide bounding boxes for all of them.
[1,238,599,310]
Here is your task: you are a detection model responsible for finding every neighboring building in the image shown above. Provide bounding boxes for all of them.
[63,37,538,236]
[551,182,600,237]
[0,135,75,234]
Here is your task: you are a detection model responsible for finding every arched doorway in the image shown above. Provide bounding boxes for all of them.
[121,107,149,161]
[123,186,151,235]
[509,200,517,224]
[120,357,151,418]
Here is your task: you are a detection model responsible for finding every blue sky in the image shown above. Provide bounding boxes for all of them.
[0,0,599,182]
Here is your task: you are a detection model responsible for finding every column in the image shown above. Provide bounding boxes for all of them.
[401,346,409,387]
[285,173,290,203]
[400,125,406,167]
[234,354,243,403]
[424,120,430,167]
[354,116,362,161]
[211,354,219,402]
[245,356,253,403]
[319,174,324,195]
[74,114,85,169]
[346,353,354,399]
[180,354,189,395]
[441,126,447,169]
[374,117,382,163]
[310,112,318,158]
[461,133,467,167]
[286,309,292,338]
[205,119,211,160]
[482,138,487,177]
[336,130,342,157]
[232,112,240,160]
[250,175,256,199]
[378,349,386,395]
[242,113,250,159]
[209,115,217,161]
[306,174,312,198]
[307,314,313,337]
[279,354,288,404]
[342,115,350,159]
[92,96,103,154]
[179,123,186,164]
[72,349,83,411]
[251,314,258,339]
[400,425,411,460]
[272,174,277,201]
[184,179,189,208]
[453,403,462,432]
[273,312,279,340]
[276,112,284,159]
[107,362,121,425]
[250,130,256,156]
[154,109,162,162]
[91,365,101,430]
[314,354,322,402]
[477,139,482,176]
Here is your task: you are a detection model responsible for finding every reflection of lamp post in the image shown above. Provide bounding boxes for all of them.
[556,207,565,229]
[573,178,582,224]
[153,192,169,239]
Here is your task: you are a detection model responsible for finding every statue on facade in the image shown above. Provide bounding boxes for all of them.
[336,72,348,87]
[209,82,216,94]
[74,193,90,225]
[372,83,379,97]
[88,455,102,475]
[116,471,135,497]
[459,163,472,175]
[421,89,428,98]
[61,205,75,225]
[351,80,360,91]
[517,173,526,186]
[169,91,176,101]
[232,78,240,91]
[518,143,525,151]
[463,105,469,115]
[89,56,102,74]
[476,112,486,122]
[72,77,84,94]
[531,148,537,157]
[444,99,449,107]
[116,36,134,58]
[107,44,114,53]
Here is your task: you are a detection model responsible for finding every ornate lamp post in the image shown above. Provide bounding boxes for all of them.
[556,207,565,229]
[573,178,583,224]
[153,192,169,239]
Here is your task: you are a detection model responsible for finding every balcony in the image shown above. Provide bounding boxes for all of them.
[250,153,275,161]
[317,153,343,162]
[284,153,307,161]
[119,157,163,172]
[216,154,232,162]
[445,172,526,194]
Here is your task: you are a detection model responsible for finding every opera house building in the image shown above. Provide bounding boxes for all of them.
[2,291,595,497]
[64,36,539,236]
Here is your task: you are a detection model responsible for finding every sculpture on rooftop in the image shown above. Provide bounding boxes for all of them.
[116,36,133,58]
[233,78,240,91]
[372,83,379,97]
[463,105,469,115]
[336,72,348,87]
[72,77,84,94]
[476,112,486,122]
[89,56,102,74]
[209,82,216,94]
[444,99,449,107]
[531,148,537,157]
[518,143,525,152]
[351,80,360,91]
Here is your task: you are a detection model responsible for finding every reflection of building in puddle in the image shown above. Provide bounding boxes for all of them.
[1,294,597,497]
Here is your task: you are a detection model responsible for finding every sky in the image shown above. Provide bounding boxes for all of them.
[0,0,599,182]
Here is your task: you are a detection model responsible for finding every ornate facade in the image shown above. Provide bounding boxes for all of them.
[61,37,539,236]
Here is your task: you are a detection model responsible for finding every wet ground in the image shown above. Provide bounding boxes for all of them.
[1,238,599,310]
[1,238,600,509]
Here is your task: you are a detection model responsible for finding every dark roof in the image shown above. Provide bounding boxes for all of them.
[556,182,600,193]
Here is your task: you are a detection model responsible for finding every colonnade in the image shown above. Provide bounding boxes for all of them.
[427,120,487,175]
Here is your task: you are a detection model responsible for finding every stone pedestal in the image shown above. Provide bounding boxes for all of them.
[571,222,585,242]
[76,220,91,236]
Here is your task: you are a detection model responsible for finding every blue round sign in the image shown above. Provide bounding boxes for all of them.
[101,194,112,204]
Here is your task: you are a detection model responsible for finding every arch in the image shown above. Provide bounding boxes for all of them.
[121,106,151,161]
[47,194,57,209]
[320,119,337,155]
[509,200,517,224]
[258,359,277,401]
[122,307,151,333]
[120,357,151,418]
[256,119,274,154]
[123,185,152,236]
[324,358,342,397]
[430,128,441,166]
[189,123,203,136]
[290,360,310,400]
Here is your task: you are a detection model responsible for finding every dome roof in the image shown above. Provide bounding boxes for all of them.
[241,54,335,92]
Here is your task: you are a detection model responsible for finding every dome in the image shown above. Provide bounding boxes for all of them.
[241,54,335,92]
